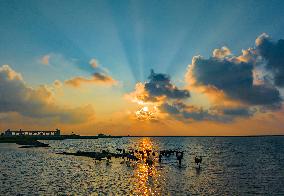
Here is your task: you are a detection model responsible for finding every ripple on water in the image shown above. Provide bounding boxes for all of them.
[0,137,284,195]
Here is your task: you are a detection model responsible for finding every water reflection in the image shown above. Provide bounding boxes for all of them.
[195,167,201,175]
[1,137,284,195]
[132,138,160,195]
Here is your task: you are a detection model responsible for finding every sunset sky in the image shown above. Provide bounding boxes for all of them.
[1,0,284,136]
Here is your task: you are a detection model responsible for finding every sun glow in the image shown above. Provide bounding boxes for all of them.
[142,106,149,112]
[135,105,159,121]
[132,138,159,195]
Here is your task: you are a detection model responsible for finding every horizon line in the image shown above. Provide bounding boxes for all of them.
[84,134,284,137]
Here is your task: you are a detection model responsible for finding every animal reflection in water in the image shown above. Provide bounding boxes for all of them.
[130,138,188,194]
[195,156,202,169]
[58,138,202,194]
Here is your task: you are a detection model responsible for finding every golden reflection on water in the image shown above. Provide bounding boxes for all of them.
[132,138,161,195]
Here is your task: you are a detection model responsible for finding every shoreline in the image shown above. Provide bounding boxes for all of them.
[1,134,283,144]
[122,135,284,137]
[0,135,122,143]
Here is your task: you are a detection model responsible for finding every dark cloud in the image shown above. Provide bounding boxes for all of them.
[222,108,253,117]
[159,102,210,121]
[93,73,115,82]
[144,70,190,101]
[129,69,258,122]
[256,33,284,87]
[160,101,253,122]
[190,55,282,107]
[130,34,284,123]
[0,65,94,123]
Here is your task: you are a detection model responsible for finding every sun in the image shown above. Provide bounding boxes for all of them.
[142,106,149,112]
[135,105,158,121]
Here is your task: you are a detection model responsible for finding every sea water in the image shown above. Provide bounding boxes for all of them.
[0,137,283,195]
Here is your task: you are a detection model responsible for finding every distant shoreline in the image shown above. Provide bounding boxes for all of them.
[1,134,283,144]
[0,135,122,143]
[59,135,283,138]
[122,135,284,137]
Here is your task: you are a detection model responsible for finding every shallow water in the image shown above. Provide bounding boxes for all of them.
[0,137,284,195]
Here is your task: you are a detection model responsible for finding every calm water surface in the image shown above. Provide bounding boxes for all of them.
[0,137,284,195]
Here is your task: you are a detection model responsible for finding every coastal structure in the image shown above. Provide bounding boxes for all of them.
[2,129,61,137]
[0,129,121,143]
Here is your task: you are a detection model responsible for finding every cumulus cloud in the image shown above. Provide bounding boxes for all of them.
[145,70,190,100]
[256,33,284,87]
[0,65,94,123]
[186,48,282,108]
[128,70,190,103]
[126,70,195,121]
[65,73,117,87]
[127,70,250,122]
[128,34,284,123]
[213,46,231,58]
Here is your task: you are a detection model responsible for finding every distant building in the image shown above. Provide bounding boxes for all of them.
[2,129,61,137]
[55,129,61,136]
[4,129,12,136]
